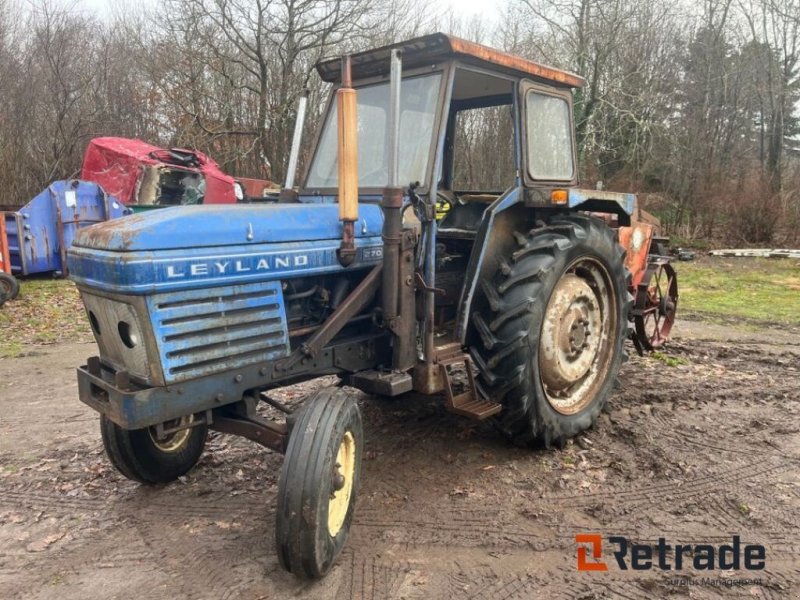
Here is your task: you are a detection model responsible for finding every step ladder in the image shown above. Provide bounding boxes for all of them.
[437,348,502,421]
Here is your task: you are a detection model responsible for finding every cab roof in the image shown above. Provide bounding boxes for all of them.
[316,33,585,89]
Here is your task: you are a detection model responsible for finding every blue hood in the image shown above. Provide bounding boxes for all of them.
[67,203,386,294]
[72,203,384,251]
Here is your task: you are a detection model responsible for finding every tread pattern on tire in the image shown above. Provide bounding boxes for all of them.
[100,415,207,484]
[276,387,362,579]
[470,214,634,447]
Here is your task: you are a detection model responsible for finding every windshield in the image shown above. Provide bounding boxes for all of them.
[306,73,442,188]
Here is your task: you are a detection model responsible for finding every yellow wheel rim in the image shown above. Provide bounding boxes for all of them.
[327,431,356,537]
[148,416,193,453]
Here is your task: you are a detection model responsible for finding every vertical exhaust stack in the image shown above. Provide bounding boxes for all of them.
[337,56,358,266]
[382,49,403,323]
[280,89,309,202]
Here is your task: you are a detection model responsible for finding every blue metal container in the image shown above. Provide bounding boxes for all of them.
[3,180,130,277]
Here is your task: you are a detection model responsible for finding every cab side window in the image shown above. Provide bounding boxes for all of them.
[525,91,574,181]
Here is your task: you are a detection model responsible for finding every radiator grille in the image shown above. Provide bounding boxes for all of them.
[148,281,289,383]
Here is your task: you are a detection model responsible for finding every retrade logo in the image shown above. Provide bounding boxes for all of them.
[576,534,608,571]
[576,535,766,572]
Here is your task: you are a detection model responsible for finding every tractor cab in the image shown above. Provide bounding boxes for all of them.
[306,34,586,202]
[298,34,637,391]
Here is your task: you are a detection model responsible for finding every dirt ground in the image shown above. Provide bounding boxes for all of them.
[1,317,798,599]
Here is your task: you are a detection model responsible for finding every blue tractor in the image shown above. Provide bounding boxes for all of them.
[69,34,651,578]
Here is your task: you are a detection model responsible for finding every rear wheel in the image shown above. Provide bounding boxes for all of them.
[276,387,363,579]
[100,415,207,484]
[633,261,678,351]
[470,214,632,447]
[0,273,19,305]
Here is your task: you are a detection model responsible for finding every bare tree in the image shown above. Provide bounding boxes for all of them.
[738,0,800,192]
[146,0,392,182]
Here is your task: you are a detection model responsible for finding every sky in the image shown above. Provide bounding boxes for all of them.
[440,0,505,18]
[80,0,508,21]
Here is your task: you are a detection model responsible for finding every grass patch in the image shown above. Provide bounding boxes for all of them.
[677,257,800,326]
[650,351,689,367]
[0,278,91,357]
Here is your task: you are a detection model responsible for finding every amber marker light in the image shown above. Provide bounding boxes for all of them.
[551,189,568,204]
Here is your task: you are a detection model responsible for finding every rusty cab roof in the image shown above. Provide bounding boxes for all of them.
[316,33,585,89]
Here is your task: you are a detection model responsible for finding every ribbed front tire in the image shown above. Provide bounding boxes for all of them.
[100,415,207,484]
[469,214,632,447]
[276,387,363,579]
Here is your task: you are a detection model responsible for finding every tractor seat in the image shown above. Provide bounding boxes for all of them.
[437,198,490,239]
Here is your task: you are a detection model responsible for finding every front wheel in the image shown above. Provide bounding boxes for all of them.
[100,415,207,484]
[470,214,632,447]
[276,387,363,579]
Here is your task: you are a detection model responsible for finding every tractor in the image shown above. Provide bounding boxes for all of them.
[67,34,677,579]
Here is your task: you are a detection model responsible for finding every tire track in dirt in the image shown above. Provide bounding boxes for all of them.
[540,457,786,507]
[353,511,800,563]
[0,488,258,521]
[448,570,541,600]
[334,552,416,600]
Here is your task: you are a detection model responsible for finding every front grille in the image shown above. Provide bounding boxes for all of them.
[148,281,289,383]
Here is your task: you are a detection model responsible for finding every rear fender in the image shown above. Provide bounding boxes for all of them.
[455,187,526,343]
[455,187,638,344]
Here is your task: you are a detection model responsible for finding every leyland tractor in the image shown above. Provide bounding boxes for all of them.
[67,34,677,579]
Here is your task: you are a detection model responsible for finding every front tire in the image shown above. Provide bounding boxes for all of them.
[100,415,207,484]
[276,387,363,579]
[470,214,632,447]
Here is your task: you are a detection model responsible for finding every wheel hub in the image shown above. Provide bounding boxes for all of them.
[148,416,193,453]
[566,313,590,355]
[327,431,356,537]
[538,258,618,416]
[540,274,602,392]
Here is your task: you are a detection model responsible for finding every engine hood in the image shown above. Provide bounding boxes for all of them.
[72,203,384,251]
[67,203,386,295]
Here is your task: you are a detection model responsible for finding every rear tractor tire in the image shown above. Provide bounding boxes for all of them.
[470,214,632,447]
[100,415,207,484]
[276,387,363,579]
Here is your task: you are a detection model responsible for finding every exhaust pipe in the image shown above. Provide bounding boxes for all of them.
[382,49,403,321]
[337,56,358,266]
[280,88,309,202]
